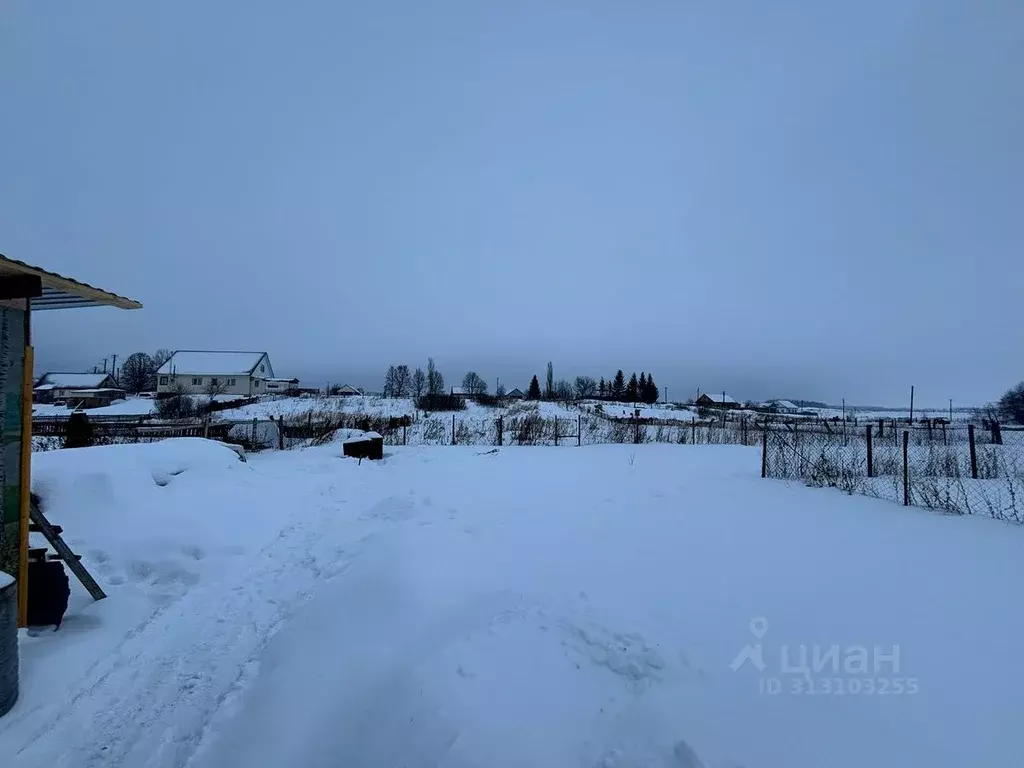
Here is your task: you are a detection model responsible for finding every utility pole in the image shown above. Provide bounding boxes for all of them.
[102,358,107,373]
[949,398,953,423]
[110,354,118,384]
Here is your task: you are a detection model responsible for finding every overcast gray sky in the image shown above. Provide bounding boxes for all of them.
[2,1,1021,406]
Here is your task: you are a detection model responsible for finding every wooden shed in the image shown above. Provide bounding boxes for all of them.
[0,254,140,626]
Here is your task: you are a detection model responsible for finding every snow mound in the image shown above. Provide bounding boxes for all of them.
[31,439,251,606]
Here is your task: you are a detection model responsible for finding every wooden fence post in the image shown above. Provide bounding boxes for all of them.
[278,416,285,450]
[992,421,1003,445]
[452,413,456,445]
[202,416,209,439]
[554,418,559,446]
[760,429,768,478]
[403,423,407,446]
[902,430,910,506]
[252,418,258,445]
[878,418,884,438]
[691,416,696,445]
[969,424,978,479]
[497,416,503,446]
[866,424,873,478]
[577,414,582,447]
[307,411,312,438]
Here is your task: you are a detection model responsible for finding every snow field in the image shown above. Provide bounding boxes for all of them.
[1,441,1021,767]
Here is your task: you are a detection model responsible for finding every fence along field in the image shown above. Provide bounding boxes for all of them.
[762,420,1024,524]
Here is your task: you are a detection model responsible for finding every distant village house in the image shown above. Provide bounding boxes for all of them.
[34,372,125,407]
[696,392,741,410]
[504,387,525,400]
[156,350,276,396]
[764,399,799,414]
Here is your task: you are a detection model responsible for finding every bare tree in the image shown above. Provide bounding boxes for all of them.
[573,376,597,400]
[555,379,573,401]
[384,365,397,397]
[427,358,445,396]
[120,351,155,393]
[393,364,411,397]
[412,367,426,398]
[153,348,173,369]
[198,377,230,415]
[461,371,487,396]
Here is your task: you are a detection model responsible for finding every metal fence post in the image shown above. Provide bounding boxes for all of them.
[902,430,910,506]
[969,424,978,479]
[691,416,696,445]
[497,416,503,446]
[761,429,768,478]
[577,414,582,447]
[403,423,407,446]
[554,418,559,446]
[452,413,456,445]
[866,424,873,478]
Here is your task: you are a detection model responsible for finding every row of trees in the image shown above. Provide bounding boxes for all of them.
[520,364,659,404]
[381,360,659,406]
[383,359,450,400]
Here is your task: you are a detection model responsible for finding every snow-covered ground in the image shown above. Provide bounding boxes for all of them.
[32,398,156,418]
[213,394,415,421]
[2,440,1021,767]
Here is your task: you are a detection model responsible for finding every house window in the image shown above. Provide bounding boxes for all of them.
[211,377,219,386]
[192,377,203,386]
[227,378,236,386]
[255,379,261,387]
[260,365,265,373]
[159,376,168,386]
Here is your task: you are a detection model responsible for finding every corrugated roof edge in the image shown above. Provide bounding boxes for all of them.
[0,253,142,310]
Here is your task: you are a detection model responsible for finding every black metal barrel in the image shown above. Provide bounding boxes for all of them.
[0,572,17,717]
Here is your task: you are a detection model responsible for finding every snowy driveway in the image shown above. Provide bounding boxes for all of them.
[2,442,1023,767]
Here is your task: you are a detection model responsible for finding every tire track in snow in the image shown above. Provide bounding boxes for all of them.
[10,482,413,768]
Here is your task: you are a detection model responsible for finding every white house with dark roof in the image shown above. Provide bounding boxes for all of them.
[156,350,274,396]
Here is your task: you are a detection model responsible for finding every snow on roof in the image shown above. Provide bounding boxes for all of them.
[37,372,113,389]
[450,387,469,395]
[700,392,738,404]
[768,399,799,410]
[334,384,361,394]
[62,388,126,395]
[266,377,299,383]
[157,351,269,376]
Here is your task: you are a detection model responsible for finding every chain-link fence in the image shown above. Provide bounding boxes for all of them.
[763,422,1024,524]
